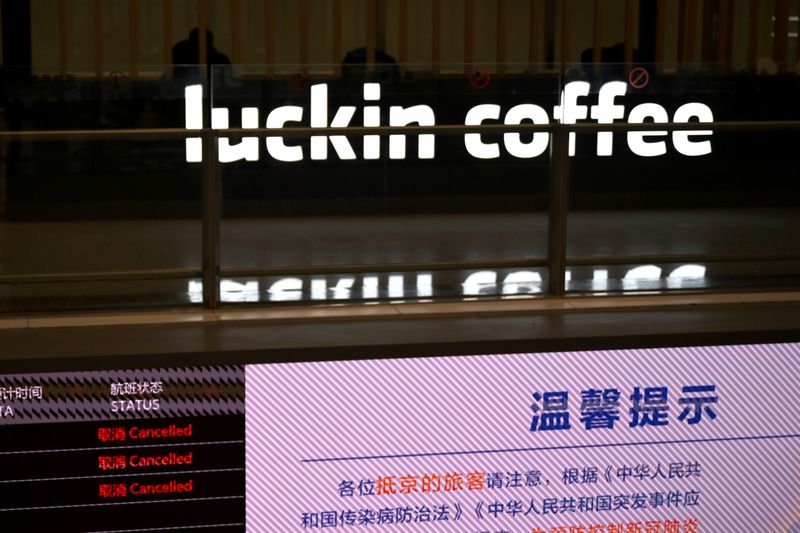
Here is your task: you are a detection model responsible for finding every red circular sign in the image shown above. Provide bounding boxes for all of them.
[290,70,311,91]
[468,70,491,91]
[628,67,650,89]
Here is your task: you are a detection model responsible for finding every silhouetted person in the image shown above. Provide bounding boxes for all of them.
[172,28,231,80]
[341,47,400,81]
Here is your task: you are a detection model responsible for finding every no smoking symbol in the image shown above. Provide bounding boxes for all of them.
[290,70,311,91]
[468,70,491,91]
[107,71,127,91]
[628,67,650,89]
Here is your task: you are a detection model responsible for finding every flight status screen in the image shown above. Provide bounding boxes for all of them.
[1,343,799,532]
[0,367,244,532]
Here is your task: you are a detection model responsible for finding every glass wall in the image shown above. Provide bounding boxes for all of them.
[0,61,798,311]
[564,64,800,293]
[0,67,205,312]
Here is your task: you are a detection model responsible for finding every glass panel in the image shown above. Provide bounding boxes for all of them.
[564,64,800,293]
[212,63,556,304]
[4,60,798,311]
[0,66,205,313]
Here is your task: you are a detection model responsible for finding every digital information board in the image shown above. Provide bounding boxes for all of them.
[1,343,799,532]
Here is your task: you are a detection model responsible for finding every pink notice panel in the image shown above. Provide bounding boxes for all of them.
[246,344,800,531]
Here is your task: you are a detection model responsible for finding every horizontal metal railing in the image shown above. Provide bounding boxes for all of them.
[221,258,550,279]
[0,118,799,308]
[3,120,800,141]
[0,268,202,285]
[567,252,800,267]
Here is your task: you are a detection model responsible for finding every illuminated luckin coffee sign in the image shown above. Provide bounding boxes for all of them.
[183,81,714,163]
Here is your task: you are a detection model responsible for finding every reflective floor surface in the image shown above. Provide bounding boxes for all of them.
[1,207,799,312]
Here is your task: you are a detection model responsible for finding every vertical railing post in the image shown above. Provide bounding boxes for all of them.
[465,0,475,73]
[366,0,377,67]
[529,0,542,74]
[497,0,507,74]
[163,0,173,65]
[773,0,790,72]
[129,0,139,76]
[299,0,310,66]
[265,0,275,76]
[432,0,441,76]
[548,124,570,297]
[58,0,68,75]
[746,0,760,72]
[560,0,572,72]
[93,0,103,77]
[202,128,220,309]
[623,0,635,66]
[592,0,604,65]
[398,0,407,71]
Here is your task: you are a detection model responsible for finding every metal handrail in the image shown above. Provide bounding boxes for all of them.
[0,119,798,140]
[3,250,799,286]
[0,268,201,285]
[222,258,548,279]
[568,252,800,267]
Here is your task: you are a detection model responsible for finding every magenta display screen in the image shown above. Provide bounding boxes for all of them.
[1,343,799,532]
[247,343,800,532]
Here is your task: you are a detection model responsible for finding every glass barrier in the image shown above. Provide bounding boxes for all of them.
[0,63,798,312]
[211,64,556,304]
[563,64,800,293]
[0,66,205,312]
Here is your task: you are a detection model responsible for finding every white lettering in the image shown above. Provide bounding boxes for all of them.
[626,103,669,157]
[363,83,381,160]
[184,84,203,162]
[462,270,497,295]
[363,276,379,299]
[389,105,436,159]
[503,104,550,158]
[311,84,357,160]
[184,80,715,163]
[553,81,590,156]
[330,277,356,299]
[212,107,260,162]
[388,275,405,298]
[501,271,543,294]
[311,278,327,300]
[268,277,303,301]
[464,104,501,159]
[590,81,627,156]
[624,265,663,280]
[672,102,714,156]
[416,273,433,297]
[266,106,304,162]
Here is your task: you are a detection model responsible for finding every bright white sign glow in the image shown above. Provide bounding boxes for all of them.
[184,82,715,163]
